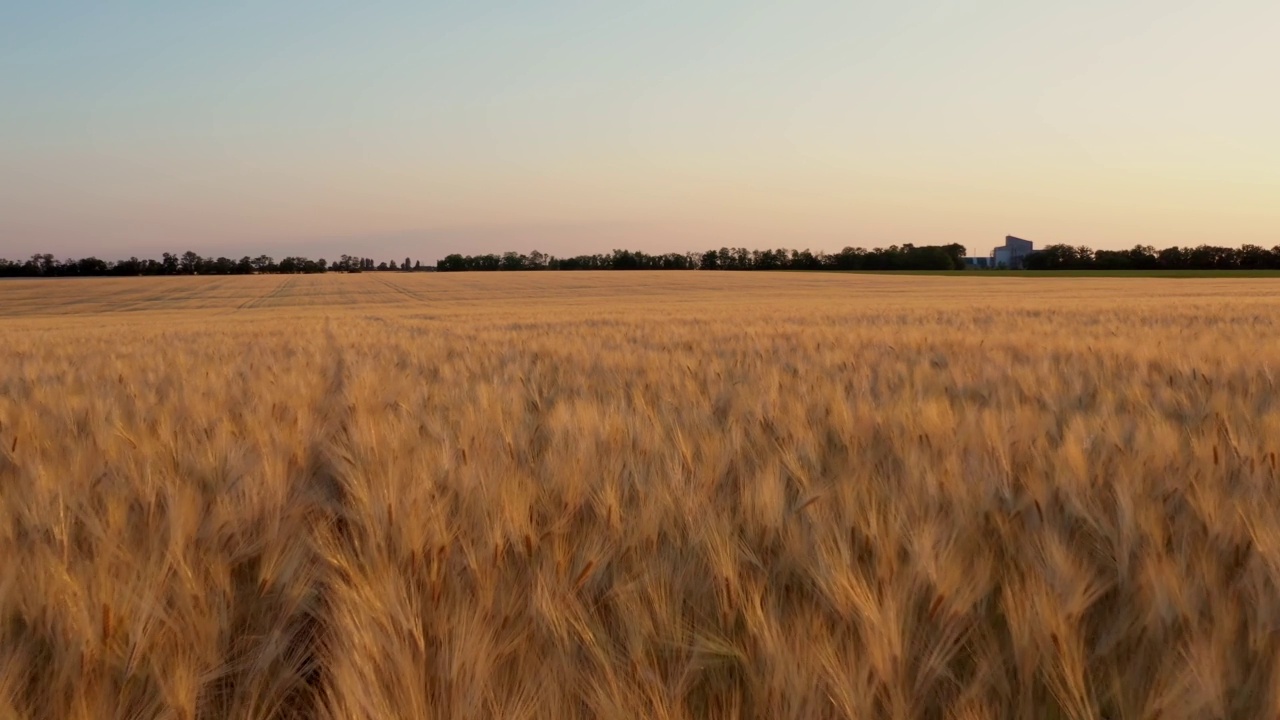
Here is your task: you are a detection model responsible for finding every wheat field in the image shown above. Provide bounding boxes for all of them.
[2,272,1279,719]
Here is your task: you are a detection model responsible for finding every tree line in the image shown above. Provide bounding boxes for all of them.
[440,243,1280,272]
[5,242,1279,277]
[0,252,432,277]
[437,244,969,271]
[0,244,970,276]
[1023,244,1280,271]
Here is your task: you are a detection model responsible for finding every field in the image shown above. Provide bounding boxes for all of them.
[2,272,1280,719]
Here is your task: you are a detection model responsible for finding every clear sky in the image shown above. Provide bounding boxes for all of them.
[2,1,1278,261]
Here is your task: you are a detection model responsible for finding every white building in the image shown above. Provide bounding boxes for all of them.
[987,236,1033,269]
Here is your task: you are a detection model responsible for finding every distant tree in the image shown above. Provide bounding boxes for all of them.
[437,254,466,272]
[1239,245,1273,269]
[30,253,58,276]
[941,243,967,270]
[1127,245,1158,270]
[1092,249,1129,270]
[500,252,525,270]
[1155,246,1186,270]
[75,257,108,275]
[715,247,732,269]
[1024,244,1093,270]
[788,249,820,270]
[829,247,865,271]
[114,256,143,276]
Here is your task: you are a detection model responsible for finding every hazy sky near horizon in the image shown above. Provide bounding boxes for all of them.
[3,1,1278,261]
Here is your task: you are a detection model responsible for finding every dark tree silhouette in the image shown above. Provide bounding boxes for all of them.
[3,243,1278,278]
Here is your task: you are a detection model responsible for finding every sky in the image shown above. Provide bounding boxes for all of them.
[2,1,1278,262]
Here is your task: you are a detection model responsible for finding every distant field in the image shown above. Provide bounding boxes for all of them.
[3,273,1280,719]
[3,271,1279,318]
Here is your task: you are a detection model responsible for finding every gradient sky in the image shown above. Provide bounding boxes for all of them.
[3,1,1278,261]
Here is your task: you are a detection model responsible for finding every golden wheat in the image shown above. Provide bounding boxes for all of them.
[2,272,1279,719]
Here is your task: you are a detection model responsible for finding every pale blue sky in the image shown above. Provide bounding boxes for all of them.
[2,1,1277,260]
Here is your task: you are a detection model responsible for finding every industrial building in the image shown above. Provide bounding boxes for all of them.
[965,236,1034,269]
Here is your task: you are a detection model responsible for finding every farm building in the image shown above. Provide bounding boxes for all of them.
[965,236,1034,269]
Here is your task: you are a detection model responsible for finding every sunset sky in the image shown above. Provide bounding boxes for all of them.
[2,1,1277,261]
